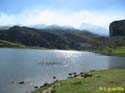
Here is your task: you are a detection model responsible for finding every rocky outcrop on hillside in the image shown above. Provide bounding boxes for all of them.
[109,20,125,37]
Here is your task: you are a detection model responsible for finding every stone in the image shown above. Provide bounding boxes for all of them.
[34,86,39,89]
[19,81,24,84]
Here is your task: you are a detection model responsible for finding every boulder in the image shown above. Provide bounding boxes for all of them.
[19,81,24,84]
[34,86,39,89]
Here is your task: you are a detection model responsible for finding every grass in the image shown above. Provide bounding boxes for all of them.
[32,69,125,93]
[0,39,25,48]
[94,46,125,56]
[112,46,125,56]
[0,39,48,50]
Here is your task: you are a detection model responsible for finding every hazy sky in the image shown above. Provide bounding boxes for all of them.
[0,0,125,29]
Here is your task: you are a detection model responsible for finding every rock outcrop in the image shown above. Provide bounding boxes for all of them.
[109,20,125,37]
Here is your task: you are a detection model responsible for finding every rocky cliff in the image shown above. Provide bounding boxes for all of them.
[109,20,125,37]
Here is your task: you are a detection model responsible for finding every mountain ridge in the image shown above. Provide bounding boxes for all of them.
[0,25,107,50]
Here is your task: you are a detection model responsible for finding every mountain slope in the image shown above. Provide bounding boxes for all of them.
[0,39,25,48]
[0,26,108,50]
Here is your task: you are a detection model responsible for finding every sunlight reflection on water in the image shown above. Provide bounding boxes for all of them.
[0,48,125,93]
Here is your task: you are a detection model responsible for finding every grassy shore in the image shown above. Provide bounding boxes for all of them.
[0,39,125,56]
[0,39,25,48]
[94,46,125,56]
[32,69,125,93]
[0,39,47,50]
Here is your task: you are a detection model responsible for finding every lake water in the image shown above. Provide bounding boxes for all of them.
[0,48,125,93]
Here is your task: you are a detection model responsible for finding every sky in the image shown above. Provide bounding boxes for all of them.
[0,0,125,29]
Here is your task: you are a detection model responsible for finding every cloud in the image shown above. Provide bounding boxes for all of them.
[0,9,124,29]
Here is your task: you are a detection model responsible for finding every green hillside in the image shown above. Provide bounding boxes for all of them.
[0,39,25,48]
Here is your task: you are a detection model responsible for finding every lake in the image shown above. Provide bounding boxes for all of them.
[0,48,125,93]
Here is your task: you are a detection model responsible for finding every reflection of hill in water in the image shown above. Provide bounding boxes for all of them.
[109,56,125,69]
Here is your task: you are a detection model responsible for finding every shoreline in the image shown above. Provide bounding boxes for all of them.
[32,69,125,93]
[0,46,125,57]
[1,39,125,56]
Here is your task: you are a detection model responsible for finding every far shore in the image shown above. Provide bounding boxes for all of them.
[0,39,125,56]
[0,46,125,57]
